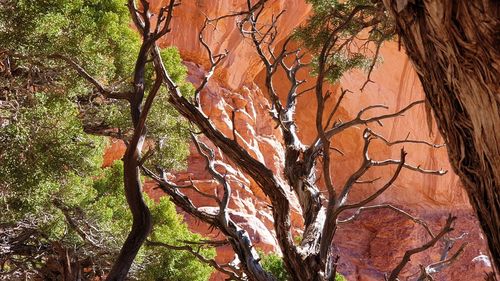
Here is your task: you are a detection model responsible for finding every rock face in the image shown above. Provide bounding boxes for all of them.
[105,1,492,280]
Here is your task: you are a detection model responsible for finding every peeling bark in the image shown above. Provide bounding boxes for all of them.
[382,0,500,272]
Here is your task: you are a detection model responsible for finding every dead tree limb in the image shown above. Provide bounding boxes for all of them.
[387,215,456,281]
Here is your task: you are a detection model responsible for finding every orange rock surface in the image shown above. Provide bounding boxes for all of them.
[104,1,492,280]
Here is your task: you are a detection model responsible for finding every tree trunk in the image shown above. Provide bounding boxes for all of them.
[105,155,152,281]
[382,0,500,272]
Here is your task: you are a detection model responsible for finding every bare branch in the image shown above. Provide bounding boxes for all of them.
[106,1,180,278]
[194,18,229,105]
[360,36,383,92]
[153,0,178,39]
[178,239,229,247]
[370,159,447,175]
[387,215,457,281]
[50,54,130,100]
[146,240,243,281]
[417,242,467,280]
[341,149,406,211]
[190,134,231,216]
[296,85,316,97]
[337,204,435,239]
[334,131,373,208]
[52,199,101,249]
[324,100,425,139]
[367,128,446,148]
[355,177,381,184]
[141,166,218,223]
[330,146,345,156]
[127,0,145,34]
[324,88,351,130]
[206,0,268,23]
[177,179,222,204]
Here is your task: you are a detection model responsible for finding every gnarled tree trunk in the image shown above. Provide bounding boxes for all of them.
[382,0,500,272]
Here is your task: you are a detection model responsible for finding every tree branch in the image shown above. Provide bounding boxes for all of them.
[51,54,131,101]
[324,100,425,139]
[337,204,435,239]
[146,240,243,281]
[387,215,456,281]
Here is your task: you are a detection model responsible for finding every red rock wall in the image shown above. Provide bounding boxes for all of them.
[105,1,493,280]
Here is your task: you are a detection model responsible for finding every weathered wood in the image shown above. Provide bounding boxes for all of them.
[382,0,500,272]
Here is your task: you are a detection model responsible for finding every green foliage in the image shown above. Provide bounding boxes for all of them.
[0,93,107,219]
[144,48,194,170]
[140,196,215,281]
[335,272,348,281]
[0,0,191,172]
[87,162,132,247]
[0,0,191,218]
[294,0,393,82]
[0,0,139,82]
[90,47,193,171]
[293,234,302,245]
[91,162,215,281]
[0,0,210,279]
[259,251,347,281]
[260,251,290,281]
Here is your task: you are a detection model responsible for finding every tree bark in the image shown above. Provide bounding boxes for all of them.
[105,16,159,278]
[382,0,500,272]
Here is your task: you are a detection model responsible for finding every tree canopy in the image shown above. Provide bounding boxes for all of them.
[0,0,212,280]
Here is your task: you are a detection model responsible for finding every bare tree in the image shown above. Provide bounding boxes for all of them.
[62,1,467,280]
